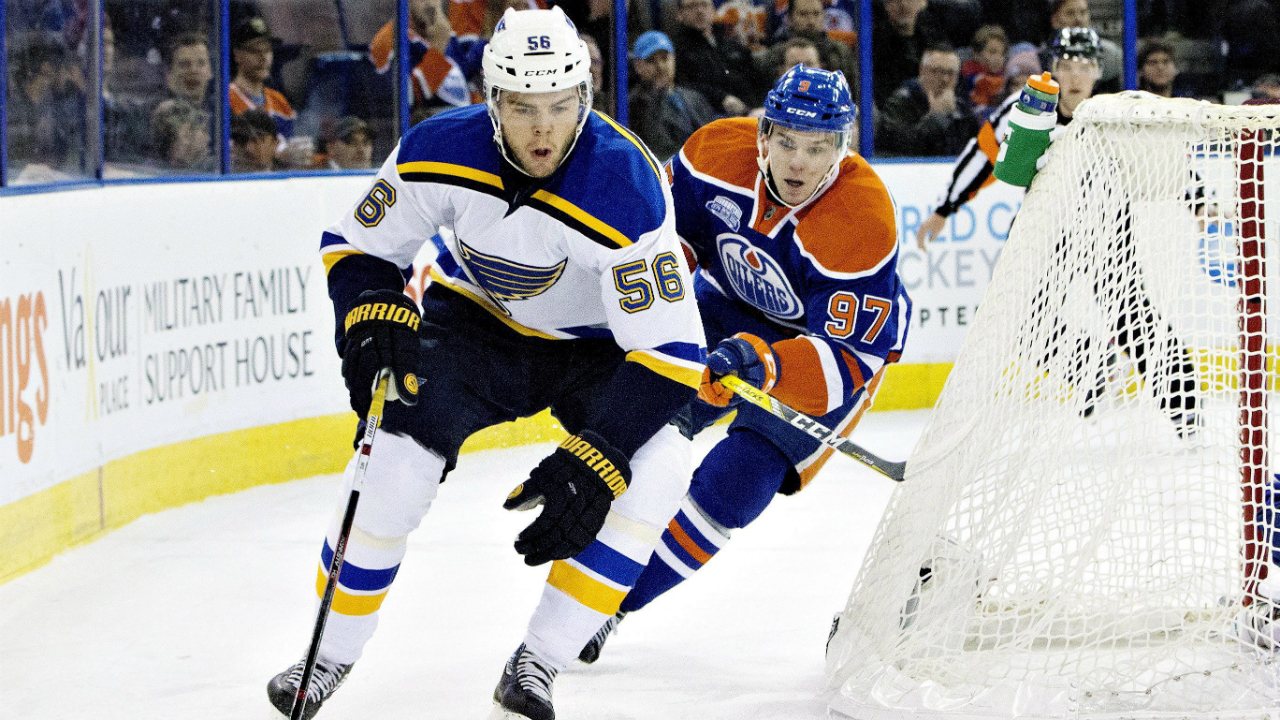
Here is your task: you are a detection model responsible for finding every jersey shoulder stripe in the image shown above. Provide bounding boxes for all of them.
[593,110,663,182]
[397,160,505,198]
[542,112,669,249]
[794,155,897,276]
[678,118,759,192]
[395,105,502,178]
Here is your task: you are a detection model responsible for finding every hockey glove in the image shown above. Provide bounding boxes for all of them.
[503,430,631,566]
[340,290,424,416]
[698,333,778,407]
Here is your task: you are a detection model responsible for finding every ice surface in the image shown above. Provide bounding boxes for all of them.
[0,411,929,720]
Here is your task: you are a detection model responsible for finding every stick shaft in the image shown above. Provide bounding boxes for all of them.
[290,371,391,719]
[719,375,906,482]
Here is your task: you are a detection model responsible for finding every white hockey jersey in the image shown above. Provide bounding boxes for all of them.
[320,104,706,390]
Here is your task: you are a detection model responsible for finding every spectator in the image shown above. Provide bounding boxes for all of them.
[163,32,214,108]
[228,16,316,169]
[323,117,376,170]
[370,0,476,120]
[878,43,979,156]
[1004,42,1042,92]
[231,109,278,173]
[1037,0,1122,93]
[6,31,85,180]
[1138,38,1182,98]
[716,0,769,52]
[1252,74,1280,100]
[229,17,296,138]
[775,37,824,79]
[150,99,213,172]
[870,0,946,105]
[629,31,721,161]
[99,14,150,167]
[961,25,1007,110]
[987,42,1042,117]
[670,0,767,116]
[757,0,857,89]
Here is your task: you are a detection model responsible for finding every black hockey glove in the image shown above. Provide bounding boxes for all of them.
[340,290,424,416]
[503,430,631,566]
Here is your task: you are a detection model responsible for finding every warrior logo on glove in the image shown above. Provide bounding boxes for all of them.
[340,290,425,414]
[504,430,632,566]
[344,300,422,333]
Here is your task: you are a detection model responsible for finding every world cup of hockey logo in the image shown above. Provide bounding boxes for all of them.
[706,195,742,231]
[717,235,802,319]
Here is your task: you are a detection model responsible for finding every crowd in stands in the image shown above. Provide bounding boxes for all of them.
[6,0,1280,183]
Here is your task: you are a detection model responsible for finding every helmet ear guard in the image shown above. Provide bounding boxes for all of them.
[482,6,594,175]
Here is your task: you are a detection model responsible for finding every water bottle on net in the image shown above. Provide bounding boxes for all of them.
[993,71,1059,187]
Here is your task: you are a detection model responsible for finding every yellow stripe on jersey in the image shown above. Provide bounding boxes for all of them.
[625,349,703,389]
[547,560,628,615]
[396,161,504,189]
[530,190,634,249]
[316,566,389,616]
[322,249,364,275]
[428,266,562,340]
[594,111,662,182]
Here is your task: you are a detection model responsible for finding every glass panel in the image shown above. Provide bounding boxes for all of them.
[102,1,218,177]
[1133,1,1231,102]
[228,0,420,174]
[870,0,978,158]
[5,0,95,184]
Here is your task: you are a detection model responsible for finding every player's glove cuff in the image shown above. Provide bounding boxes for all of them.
[698,333,778,407]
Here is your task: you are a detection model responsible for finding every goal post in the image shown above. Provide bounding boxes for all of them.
[826,93,1280,720]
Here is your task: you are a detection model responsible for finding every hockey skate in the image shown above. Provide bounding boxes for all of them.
[266,657,353,719]
[578,611,626,664]
[491,643,558,720]
[1231,568,1280,651]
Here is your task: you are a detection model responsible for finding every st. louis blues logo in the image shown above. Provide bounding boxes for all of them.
[457,240,566,309]
[717,235,802,319]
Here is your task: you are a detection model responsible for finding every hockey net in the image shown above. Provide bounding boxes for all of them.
[826,93,1280,720]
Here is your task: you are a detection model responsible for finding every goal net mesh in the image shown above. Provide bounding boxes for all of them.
[826,93,1280,720]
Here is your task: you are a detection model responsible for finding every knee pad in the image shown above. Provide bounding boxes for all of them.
[341,432,445,539]
[688,429,790,529]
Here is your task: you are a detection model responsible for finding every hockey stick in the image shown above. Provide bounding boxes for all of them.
[719,374,907,482]
[291,369,394,720]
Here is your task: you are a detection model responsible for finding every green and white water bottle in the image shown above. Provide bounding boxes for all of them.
[993,72,1059,187]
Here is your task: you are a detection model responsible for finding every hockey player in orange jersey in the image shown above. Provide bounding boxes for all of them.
[579,65,913,662]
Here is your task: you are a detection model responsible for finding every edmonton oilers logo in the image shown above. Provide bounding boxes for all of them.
[717,234,802,319]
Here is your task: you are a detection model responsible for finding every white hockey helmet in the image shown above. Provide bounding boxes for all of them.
[482,7,593,173]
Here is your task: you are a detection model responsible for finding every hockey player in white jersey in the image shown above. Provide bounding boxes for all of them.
[265,8,705,720]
